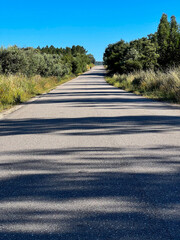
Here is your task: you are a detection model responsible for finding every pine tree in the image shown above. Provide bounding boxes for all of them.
[169,16,180,65]
[157,13,170,67]
[178,28,180,64]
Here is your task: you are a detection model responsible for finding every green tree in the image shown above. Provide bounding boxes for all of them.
[129,38,159,70]
[169,16,180,65]
[124,48,142,72]
[0,46,28,74]
[103,40,129,73]
[140,39,159,69]
[87,54,95,64]
[157,13,170,66]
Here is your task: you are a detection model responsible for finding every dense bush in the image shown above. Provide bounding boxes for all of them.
[39,45,95,75]
[0,45,95,77]
[104,14,180,74]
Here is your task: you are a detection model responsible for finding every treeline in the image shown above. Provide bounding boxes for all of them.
[0,45,95,77]
[104,14,180,74]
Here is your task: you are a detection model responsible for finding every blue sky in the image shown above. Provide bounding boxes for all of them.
[0,0,180,61]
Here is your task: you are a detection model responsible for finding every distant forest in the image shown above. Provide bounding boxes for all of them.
[104,14,180,74]
[0,45,95,77]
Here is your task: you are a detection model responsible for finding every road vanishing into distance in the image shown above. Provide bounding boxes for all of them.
[0,66,180,240]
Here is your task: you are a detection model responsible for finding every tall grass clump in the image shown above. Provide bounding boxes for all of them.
[0,74,74,111]
[106,66,180,103]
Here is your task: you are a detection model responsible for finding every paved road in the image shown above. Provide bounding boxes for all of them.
[0,66,180,240]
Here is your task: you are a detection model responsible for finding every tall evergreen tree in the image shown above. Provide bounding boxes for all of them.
[169,16,180,65]
[157,13,170,66]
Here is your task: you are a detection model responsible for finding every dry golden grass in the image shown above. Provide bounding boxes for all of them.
[106,66,180,103]
[0,74,75,112]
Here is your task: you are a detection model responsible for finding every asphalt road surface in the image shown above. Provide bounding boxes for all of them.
[0,66,180,240]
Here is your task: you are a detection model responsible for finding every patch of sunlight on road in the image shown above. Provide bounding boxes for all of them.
[159,204,180,219]
[0,170,56,181]
[0,197,142,233]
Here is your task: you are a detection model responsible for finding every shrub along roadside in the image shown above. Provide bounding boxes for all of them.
[0,44,95,112]
[105,66,180,103]
[0,45,95,77]
[0,73,77,112]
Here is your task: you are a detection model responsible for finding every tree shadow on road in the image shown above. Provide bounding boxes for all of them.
[0,115,180,137]
[0,67,180,239]
[0,146,179,239]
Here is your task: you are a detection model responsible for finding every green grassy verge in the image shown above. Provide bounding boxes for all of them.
[106,67,180,104]
[0,74,76,112]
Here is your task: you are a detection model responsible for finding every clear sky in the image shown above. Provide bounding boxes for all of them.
[0,0,180,61]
